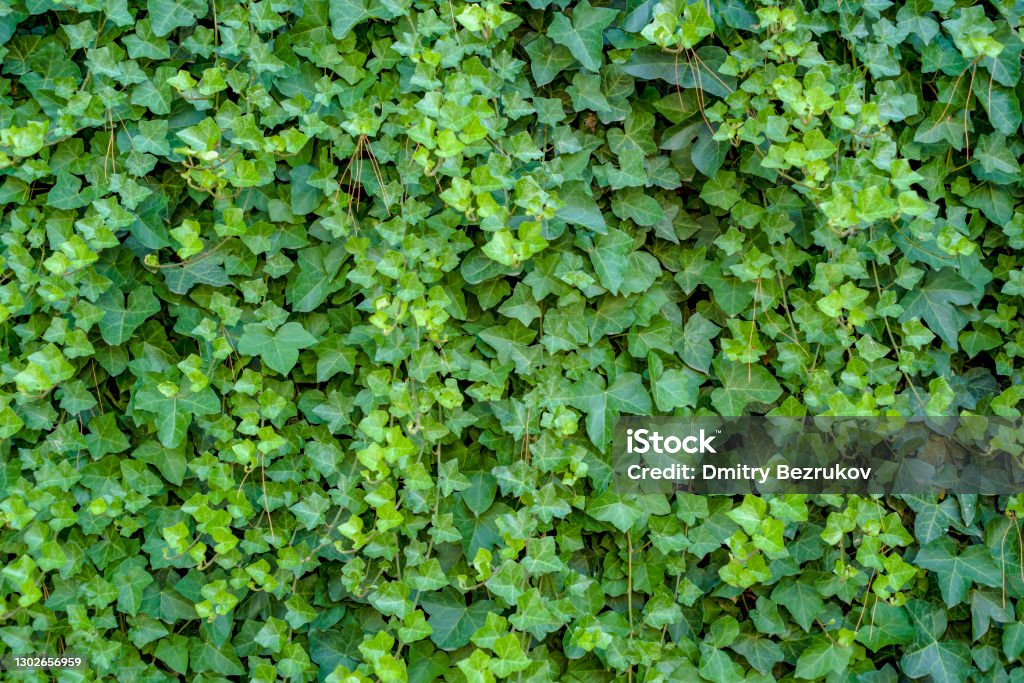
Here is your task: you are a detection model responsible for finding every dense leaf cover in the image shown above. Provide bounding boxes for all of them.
[3,0,1024,680]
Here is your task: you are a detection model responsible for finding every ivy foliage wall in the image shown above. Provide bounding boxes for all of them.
[2,0,1024,680]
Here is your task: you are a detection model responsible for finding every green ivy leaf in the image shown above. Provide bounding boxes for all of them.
[237,322,318,375]
[96,286,161,346]
[710,358,782,415]
[134,383,219,448]
[794,639,852,679]
[898,268,979,350]
[915,537,1001,607]
[547,0,618,73]
[589,227,633,294]
[147,0,206,37]
[421,588,497,651]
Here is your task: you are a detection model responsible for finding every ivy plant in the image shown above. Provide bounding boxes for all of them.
[2,0,1024,681]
